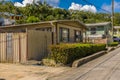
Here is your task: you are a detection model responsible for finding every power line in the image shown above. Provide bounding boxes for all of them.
[82,0,111,14]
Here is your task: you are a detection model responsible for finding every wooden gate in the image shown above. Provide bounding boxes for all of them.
[27,30,52,61]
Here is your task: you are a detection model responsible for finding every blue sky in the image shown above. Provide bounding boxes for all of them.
[9,0,120,13]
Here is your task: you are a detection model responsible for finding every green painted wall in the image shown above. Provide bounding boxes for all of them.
[87,24,112,36]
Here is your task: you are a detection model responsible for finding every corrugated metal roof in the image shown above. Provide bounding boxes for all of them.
[114,26,120,29]
[0,20,87,30]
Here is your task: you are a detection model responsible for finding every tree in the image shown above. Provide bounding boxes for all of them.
[26,16,40,23]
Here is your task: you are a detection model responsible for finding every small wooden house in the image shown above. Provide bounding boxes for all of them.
[114,26,120,37]
[0,20,87,63]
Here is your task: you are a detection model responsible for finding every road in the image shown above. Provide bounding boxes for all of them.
[0,63,70,80]
[48,47,120,80]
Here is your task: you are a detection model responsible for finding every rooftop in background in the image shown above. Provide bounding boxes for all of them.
[114,26,120,29]
[0,12,22,17]
[0,18,15,26]
[0,12,23,22]
[86,22,111,27]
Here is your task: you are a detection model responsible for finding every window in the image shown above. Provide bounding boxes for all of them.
[97,26,103,31]
[91,27,96,35]
[59,27,69,42]
[74,30,82,42]
[114,29,117,35]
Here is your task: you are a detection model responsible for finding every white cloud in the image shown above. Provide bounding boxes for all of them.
[80,5,97,13]
[14,0,34,7]
[69,2,97,13]
[102,1,120,12]
[14,0,59,7]
[14,2,24,7]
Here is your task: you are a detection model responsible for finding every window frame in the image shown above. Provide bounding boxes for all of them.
[90,27,96,35]
[74,30,82,42]
[59,27,69,42]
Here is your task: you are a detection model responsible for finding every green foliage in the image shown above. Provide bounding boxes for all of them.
[70,11,111,23]
[26,16,40,23]
[49,43,106,64]
[108,42,119,47]
[1,1,120,26]
[114,13,120,26]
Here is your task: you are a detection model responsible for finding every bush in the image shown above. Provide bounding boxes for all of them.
[26,16,40,23]
[108,42,119,47]
[48,43,106,65]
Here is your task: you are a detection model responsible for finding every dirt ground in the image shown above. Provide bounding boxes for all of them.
[0,63,70,80]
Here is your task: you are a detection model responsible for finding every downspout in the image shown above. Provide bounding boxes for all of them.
[85,30,87,43]
[50,22,54,44]
[50,22,58,44]
[55,22,58,44]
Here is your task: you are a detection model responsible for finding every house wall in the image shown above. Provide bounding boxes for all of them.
[86,26,105,38]
[26,23,84,44]
[27,30,52,60]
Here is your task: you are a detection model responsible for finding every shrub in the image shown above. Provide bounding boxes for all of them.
[26,16,40,23]
[48,43,106,64]
[108,42,119,47]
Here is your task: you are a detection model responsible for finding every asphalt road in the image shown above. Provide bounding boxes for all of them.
[48,47,120,80]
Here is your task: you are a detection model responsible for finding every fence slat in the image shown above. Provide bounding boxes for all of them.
[13,33,20,63]
[0,33,7,62]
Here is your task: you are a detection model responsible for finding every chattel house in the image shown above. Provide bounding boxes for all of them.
[0,20,87,63]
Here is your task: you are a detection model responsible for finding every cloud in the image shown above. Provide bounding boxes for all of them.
[14,0,38,7]
[80,5,97,13]
[68,2,97,13]
[69,2,82,11]
[14,0,60,7]
[102,1,120,12]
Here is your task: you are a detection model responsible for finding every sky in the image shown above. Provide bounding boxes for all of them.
[4,0,120,13]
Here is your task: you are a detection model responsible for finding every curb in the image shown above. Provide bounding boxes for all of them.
[72,45,120,68]
[72,51,106,68]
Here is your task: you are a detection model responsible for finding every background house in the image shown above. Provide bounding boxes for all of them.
[0,12,23,26]
[86,22,112,44]
[0,17,15,26]
[114,26,120,37]
[0,20,87,63]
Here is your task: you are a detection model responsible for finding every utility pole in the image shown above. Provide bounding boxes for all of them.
[112,0,114,38]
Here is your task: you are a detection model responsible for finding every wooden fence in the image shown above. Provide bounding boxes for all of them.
[0,32,27,63]
[0,30,52,63]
